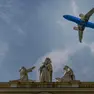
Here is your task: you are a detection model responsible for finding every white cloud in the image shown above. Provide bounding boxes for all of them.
[33,49,72,81]
[56,19,70,28]
[33,44,84,81]
[56,0,79,29]
[79,42,94,54]
[0,41,9,67]
[32,0,94,81]
[71,0,79,16]
[42,50,72,72]
[0,12,25,35]
[33,41,94,81]
[0,12,11,24]
[89,42,94,53]
[82,66,90,74]
[13,24,25,35]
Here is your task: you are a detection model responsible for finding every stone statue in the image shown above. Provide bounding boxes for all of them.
[39,57,53,82]
[19,66,35,81]
[56,65,75,82]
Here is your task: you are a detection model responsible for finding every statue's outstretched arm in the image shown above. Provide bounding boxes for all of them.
[26,66,36,72]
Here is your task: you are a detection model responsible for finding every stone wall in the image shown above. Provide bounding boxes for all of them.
[0,81,94,94]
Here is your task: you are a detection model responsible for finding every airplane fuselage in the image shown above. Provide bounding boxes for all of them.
[63,8,94,43]
[63,15,94,29]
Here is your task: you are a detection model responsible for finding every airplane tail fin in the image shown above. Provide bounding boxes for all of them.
[73,26,79,31]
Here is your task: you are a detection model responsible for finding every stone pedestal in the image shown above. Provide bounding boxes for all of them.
[0,81,93,94]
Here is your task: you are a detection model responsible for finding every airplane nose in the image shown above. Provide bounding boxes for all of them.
[63,15,66,18]
[63,15,67,19]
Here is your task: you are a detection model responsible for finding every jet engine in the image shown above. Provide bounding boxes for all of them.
[73,26,78,30]
[79,13,85,18]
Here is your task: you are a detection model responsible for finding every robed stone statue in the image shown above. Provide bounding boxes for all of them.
[56,65,75,82]
[39,57,53,82]
[19,66,35,81]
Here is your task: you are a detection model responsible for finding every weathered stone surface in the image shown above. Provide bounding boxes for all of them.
[39,57,53,82]
[0,80,94,94]
[56,65,75,82]
[19,66,35,81]
[0,81,91,94]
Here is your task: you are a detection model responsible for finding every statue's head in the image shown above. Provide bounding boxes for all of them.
[63,65,69,70]
[63,65,71,73]
[19,66,26,72]
[45,57,52,63]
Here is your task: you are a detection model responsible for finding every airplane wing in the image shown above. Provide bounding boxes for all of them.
[78,25,85,42]
[78,30,83,43]
[84,8,94,21]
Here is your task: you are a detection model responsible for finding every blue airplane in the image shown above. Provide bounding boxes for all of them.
[63,8,94,43]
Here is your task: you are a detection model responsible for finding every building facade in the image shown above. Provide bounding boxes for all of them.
[0,80,94,94]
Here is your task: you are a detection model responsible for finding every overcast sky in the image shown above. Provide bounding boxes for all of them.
[0,0,94,82]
